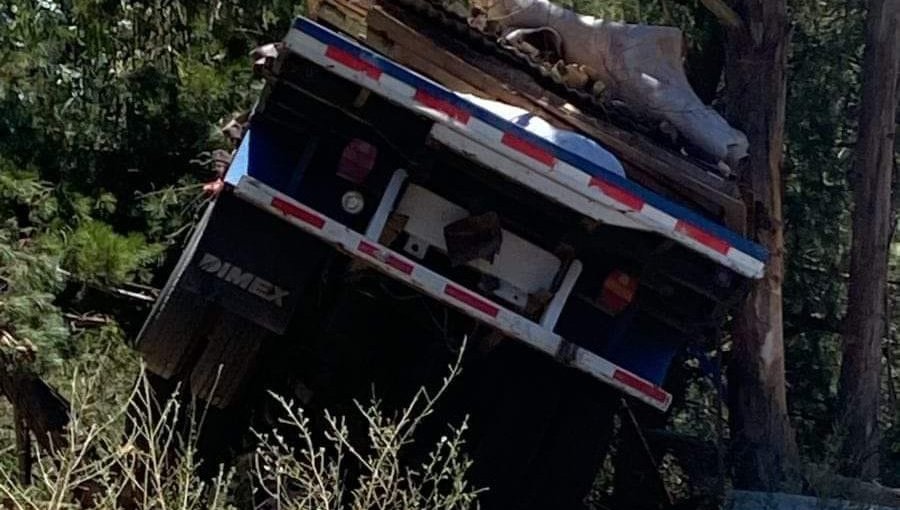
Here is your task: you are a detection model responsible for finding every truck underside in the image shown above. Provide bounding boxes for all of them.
[136,14,766,509]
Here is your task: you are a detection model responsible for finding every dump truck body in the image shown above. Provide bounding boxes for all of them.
[137,15,766,508]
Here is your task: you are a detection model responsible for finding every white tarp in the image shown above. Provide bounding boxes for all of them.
[477,0,749,167]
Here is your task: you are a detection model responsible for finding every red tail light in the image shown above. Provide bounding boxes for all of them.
[598,270,638,315]
[336,138,378,184]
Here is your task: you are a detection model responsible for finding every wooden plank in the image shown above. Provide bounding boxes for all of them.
[367,28,483,94]
[311,0,370,38]
[366,7,746,233]
[368,8,568,124]
[312,0,370,18]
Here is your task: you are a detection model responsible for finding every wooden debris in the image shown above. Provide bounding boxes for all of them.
[443,211,503,266]
[366,6,747,232]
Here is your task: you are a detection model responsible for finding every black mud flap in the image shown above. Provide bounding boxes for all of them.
[180,191,330,334]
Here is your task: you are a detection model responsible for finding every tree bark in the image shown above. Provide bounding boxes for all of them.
[723,0,800,491]
[14,403,32,486]
[0,357,70,457]
[836,0,900,480]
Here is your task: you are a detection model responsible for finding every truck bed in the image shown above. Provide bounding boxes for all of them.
[228,18,766,279]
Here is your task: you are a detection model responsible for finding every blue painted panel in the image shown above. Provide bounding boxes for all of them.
[224,122,303,190]
[554,298,680,385]
[602,319,683,386]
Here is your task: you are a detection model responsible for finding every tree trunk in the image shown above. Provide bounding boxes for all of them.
[14,404,32,486]
[723,0,800,491]
[836,0,900,480]
[0,358,70,457]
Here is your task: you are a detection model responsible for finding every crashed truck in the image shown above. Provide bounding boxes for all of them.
[136,6,768,509]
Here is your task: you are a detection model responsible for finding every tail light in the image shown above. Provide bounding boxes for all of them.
[336,138,377,184]
[598,270,638,315]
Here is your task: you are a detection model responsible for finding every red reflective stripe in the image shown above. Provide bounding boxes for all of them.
[444,284,499,318]
[357,240,415,275]
[271,197,326,229]
[613,369,669,404]
[358,240,379,257]
[325,46,381,80]
[588,177,645,211]
[414,90,470,123]
[675,221,730,255]
[386,255,415,275]
[501,133,555,167]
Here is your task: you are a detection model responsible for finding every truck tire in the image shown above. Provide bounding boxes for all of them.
[521,370,617,510]
[137,202,216,379]
[468,344,617,510]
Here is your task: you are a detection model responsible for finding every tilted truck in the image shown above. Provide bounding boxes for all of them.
[136,14,767,509]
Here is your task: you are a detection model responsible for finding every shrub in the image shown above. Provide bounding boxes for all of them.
[0,349,480,509]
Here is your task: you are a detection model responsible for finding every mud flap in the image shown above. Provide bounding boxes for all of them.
[138,191,329,385]
[180,192,330,334]
[189,312,266,407]
[138,202,216,378]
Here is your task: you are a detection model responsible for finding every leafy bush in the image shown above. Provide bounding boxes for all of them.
[0,353,480,509]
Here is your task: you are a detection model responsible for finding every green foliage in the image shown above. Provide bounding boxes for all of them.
[0,0,304,248]
[0,164,68,367]
[0,0,896,499]
[782,0,872,462]
[0,0,307,370]
[0,167,60,227]
[62,221,162,286]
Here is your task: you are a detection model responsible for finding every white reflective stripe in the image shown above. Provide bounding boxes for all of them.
[727,248,766,279]
[553,161,594,189]
[380,73,417,100]
[234,175,672,411]
[639,204,679,232]
[284,30,327,59]
[465,117,505,145]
